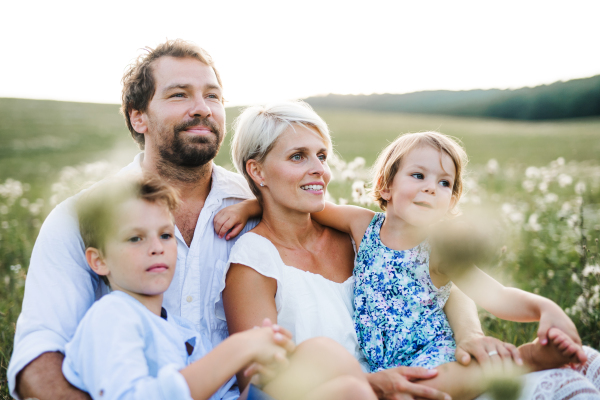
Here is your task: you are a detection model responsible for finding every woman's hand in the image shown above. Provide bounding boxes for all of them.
[366,367,450,400]
[213,199,262,240]
[455,333,522,367]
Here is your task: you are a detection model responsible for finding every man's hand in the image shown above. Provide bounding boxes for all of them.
[17,352,91,400]
[366,366,450,400]
[455,333,522,367]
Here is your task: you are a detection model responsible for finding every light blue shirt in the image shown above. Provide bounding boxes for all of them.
[8,153,258,399]
[63,290,225,400]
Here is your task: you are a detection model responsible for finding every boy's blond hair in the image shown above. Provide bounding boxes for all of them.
[371,131,468,215]
[76,173,180,286]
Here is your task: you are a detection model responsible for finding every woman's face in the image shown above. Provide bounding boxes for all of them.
[258,125,331,214]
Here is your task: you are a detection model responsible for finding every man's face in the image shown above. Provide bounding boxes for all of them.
[143,56,226,167]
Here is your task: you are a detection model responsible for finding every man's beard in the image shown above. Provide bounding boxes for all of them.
[157,117,223,168]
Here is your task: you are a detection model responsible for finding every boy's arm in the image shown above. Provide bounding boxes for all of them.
[9,199,99,399]
[445,264,580,345]
[312,202,375,243]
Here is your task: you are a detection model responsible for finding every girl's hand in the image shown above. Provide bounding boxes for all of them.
[214,202,249,240]
[538,300,581,346]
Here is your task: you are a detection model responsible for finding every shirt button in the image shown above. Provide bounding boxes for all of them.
[186,296,193,303]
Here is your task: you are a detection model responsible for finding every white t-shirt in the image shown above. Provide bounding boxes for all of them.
[218,232,369,372]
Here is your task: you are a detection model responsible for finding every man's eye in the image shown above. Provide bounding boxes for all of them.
[207,94,220,99]
[411,173,424,179]
[128,236,141,243]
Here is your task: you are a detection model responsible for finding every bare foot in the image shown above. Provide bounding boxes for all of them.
[518,328,586,372]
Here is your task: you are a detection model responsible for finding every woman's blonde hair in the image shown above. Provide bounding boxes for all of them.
[231,101,331,201]
[371,131,468,215]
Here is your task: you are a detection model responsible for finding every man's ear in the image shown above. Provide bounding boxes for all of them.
[85,248,110,278]
[246,159,265,187]
[129,109,148,134]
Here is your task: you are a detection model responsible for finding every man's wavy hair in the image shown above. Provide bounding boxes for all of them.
[120,39,223,149]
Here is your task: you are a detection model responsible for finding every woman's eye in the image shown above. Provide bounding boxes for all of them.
[318,153,327,162]
[291,154,303,161]
[411,173,424,179]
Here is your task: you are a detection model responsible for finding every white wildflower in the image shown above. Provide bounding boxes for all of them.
[522,180,535,193]
[525,167,541,179]
[338,198,348,206]
[3,276,9,286]
[509,212,524,224]
[572,273,581,284]
[582,265,600,277]
[558,174,573,187]
[556,157,565,166]
[501,203,513,215]
[20,198,29,208]
[347,157,366,171]
[1,221,8,229]
[547,270,555,279]
[0,205,8,215]
[10,264,22,272]
[575,181,586,195]
[486,159,499,175]
[341,170,356,181]
[544,193,558,203]
[526,214,542,232]
[567,214,579,228]
[538,182,548,193]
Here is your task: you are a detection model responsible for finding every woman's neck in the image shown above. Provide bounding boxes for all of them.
[380,211,429,251]
[255,202,321,249]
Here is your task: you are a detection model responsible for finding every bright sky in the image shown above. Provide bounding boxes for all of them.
[2,0,599,106]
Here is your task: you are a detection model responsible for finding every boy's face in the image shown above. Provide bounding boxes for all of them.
[99,198,177,298]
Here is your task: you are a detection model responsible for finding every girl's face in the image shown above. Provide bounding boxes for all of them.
[258,125,331,214]
[382,145,457,228]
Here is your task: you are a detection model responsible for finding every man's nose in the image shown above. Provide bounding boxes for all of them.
[189,97,211,119]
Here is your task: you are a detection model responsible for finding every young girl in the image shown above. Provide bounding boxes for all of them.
[216,130,600,399]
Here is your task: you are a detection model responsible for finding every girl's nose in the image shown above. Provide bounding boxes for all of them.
[423,180,436,194]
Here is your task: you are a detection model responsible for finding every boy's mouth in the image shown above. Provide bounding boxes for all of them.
[146,263,169,273]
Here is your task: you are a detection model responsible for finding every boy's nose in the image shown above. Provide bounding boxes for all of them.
[149,237,165,255]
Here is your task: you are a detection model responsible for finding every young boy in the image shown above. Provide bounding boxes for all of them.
[63,174,294,400]
[64,173,374,400]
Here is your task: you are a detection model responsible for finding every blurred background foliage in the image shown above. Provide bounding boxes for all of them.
[1,76,600,396]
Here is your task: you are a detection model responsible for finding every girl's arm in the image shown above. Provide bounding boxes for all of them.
[214,199,262,240]
[222,263,279,390]
[312,202,375,245]
[439,260,580,346]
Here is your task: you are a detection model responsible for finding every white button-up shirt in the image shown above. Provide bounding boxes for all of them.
[8,153,258,399]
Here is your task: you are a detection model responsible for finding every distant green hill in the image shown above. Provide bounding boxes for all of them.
[305,75,600,120]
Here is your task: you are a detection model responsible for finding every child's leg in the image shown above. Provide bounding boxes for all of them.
[262,337,375,400]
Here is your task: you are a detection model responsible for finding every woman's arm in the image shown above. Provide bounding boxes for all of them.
[312,202,374,244]
[222,263,279,389]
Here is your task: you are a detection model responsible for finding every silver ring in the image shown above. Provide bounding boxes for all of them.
[488,350,498,357]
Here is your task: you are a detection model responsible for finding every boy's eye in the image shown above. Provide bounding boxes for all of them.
[160,233,173,240]
[411,173,424,179]
[128,236,141,243]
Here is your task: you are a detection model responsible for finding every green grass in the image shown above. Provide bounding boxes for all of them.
[1,98,600,398]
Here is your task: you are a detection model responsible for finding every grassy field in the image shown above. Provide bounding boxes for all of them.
[1,98,600,398]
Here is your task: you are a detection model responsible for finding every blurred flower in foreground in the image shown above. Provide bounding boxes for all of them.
[486,159,499,175]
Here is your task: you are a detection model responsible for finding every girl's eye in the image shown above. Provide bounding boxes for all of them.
[128,236,141,243]
[160,233,173,240]
[440,180,451,188]
[411,173,424,179]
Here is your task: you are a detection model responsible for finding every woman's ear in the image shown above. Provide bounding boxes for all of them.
[129,109,148,134]
[85,248,110,278]
[246,159,265,188]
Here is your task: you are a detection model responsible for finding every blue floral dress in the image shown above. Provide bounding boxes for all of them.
[354,213,456,372]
